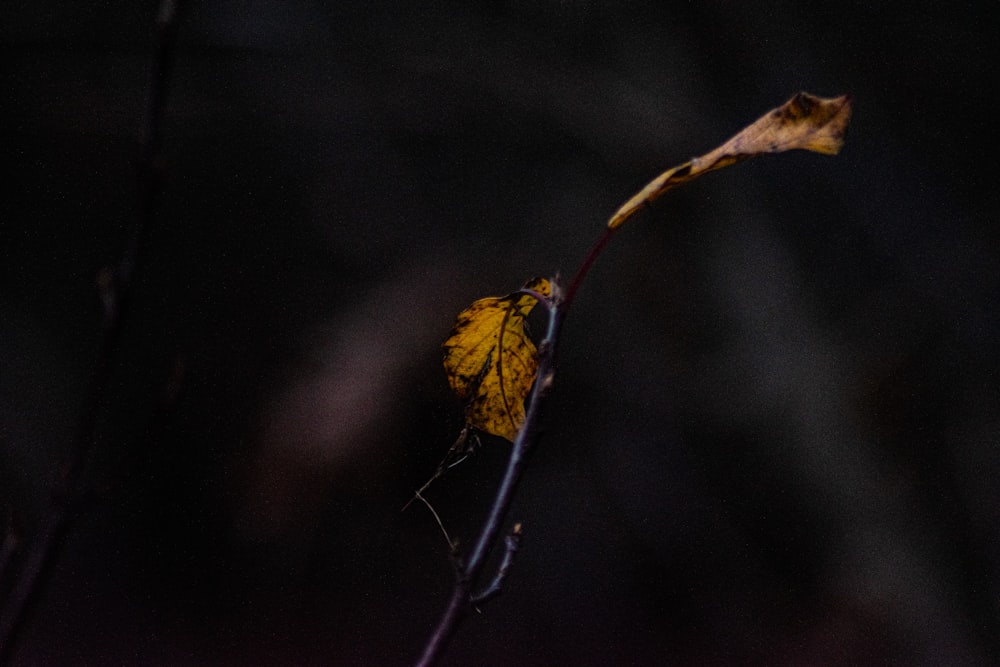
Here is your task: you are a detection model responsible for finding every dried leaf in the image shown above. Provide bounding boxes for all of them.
[442,278,552,442]
[608,92,853,229]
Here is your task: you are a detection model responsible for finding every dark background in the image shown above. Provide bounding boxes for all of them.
[2,1,997,665]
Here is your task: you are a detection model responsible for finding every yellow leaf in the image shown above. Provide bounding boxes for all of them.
[608,92,853,229]
[442,278,552,442]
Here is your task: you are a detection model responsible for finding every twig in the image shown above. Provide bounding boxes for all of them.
[414,281,565,667]
[0,2,184,663]
[470,523,522,606]
[414,492,456,551]
[414,211,606,667]
[403,425,475,512]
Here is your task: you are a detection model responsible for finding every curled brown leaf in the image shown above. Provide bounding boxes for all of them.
[608,92,853,229]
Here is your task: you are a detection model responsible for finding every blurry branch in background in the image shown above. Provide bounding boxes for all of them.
[0,1,185,663]
[0,513,18,597]
[414,92,852,666]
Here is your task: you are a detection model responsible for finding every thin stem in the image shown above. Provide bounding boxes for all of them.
[465,286,563,579]
[415,285,565,667]
[0,3,184,663]
[414,492,456,551]
[403,425,473,512]
[563,227,617,309]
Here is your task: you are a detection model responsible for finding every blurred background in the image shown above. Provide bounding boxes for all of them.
[2,1,997,664]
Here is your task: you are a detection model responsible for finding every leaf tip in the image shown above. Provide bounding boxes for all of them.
[780,91,853,155]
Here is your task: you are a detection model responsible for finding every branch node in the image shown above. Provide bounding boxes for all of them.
[470,522,524,607]
[519,287,553,312]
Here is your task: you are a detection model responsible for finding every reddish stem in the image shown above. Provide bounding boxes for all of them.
[563,226,617,309]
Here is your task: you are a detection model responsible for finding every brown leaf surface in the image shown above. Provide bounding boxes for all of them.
[608,92,852,229]
[442,278,551,442]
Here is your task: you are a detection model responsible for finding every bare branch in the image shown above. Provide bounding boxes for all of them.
[414,281,563,667]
